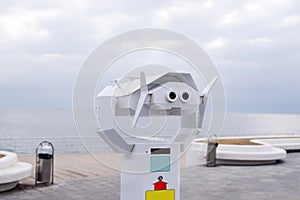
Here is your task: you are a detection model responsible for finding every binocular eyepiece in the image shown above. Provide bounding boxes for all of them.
[166,91,190,102]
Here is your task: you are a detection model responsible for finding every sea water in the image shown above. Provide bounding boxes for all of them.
[0,109,299,154]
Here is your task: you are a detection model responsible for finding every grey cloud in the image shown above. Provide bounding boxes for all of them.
[0,0,299,113]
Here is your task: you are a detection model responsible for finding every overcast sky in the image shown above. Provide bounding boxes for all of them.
[0,0,299,113]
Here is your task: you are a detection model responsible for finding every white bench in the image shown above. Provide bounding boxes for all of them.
[0,151,32,192]
[185,137,300,166]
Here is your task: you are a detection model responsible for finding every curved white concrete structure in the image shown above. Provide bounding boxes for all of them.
[216,144,286,165]
[0,151,17,170]
[186,136,300,167]
[186,142,286,166]
[0,151,33,192]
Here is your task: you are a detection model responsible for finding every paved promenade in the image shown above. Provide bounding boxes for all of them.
[1,153,299,200]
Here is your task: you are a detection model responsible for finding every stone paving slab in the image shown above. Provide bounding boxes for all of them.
[1,153,300,200]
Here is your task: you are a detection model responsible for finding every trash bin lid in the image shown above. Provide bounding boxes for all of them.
[38,153,53,159]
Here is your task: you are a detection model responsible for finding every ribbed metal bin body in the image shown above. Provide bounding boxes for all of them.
[37,153,53,182]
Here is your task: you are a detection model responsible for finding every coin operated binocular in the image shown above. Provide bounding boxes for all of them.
[96,71,217,200]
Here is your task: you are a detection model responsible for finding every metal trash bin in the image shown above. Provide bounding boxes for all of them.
[206,134,218,167]
[35,141,54,186]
